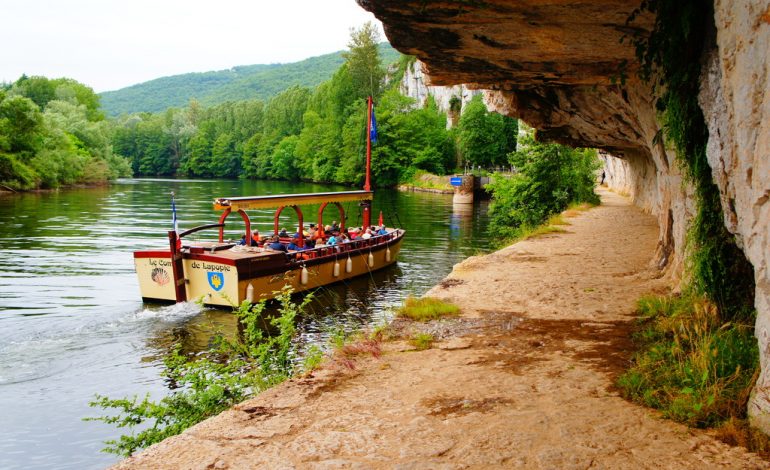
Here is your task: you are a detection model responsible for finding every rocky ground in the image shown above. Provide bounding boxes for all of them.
[114,189,768,469]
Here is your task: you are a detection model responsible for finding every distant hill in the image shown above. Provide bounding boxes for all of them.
[100,43,400,116]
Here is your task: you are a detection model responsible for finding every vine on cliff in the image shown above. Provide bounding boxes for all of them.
[617,0,766,447]
[629,0,755,321]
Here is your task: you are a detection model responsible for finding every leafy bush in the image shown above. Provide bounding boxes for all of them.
[486,131,600,244]
[87,288,310,456]
[617,294,758,427]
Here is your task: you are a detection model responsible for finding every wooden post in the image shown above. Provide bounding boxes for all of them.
[168,230,187,302]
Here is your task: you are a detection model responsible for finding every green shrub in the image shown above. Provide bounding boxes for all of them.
[486,131,600,246]
[87,287,310,456]
[618,294,758,427]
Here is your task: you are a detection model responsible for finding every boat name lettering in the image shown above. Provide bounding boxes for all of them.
[149,259,172,267]
[191,261,231,272]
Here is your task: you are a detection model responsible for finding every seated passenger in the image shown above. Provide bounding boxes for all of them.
[331,220,340,232]
[287,236,304,251]
[267,235,287,252]
[377,225,388,236]
[361,228,372,239]
[251,230,260,245]
[304,236,316,249]
[327,232,338,245]
[278,227,288,238]
[339,233,350,243]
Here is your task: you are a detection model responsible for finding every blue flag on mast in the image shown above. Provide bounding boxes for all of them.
[171,192,179,234]
[369,105,378,144]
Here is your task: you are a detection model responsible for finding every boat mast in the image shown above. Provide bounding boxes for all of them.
[362,96,373,229]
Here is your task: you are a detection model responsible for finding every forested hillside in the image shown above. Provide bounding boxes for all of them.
[1,25,521,192]
[111,24,519,189]
[100,44,400,116]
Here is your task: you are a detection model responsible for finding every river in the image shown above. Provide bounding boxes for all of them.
[0,178,491,469]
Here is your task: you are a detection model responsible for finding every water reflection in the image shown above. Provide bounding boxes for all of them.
[0,178,490,469]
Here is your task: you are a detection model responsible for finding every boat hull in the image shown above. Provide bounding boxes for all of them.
[134,230,404,307]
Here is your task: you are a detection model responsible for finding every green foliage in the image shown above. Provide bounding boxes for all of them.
[628,0,754,320]
[396,296,460,322]
[458,95,518,167]
[87,287,311,456]
[0,80,131,190]
[486,131,600,244]
[343,22,386,100]
[99,44,400,116]
[107,27,510,188]
[618,294,758,427]
[410,332,435,350]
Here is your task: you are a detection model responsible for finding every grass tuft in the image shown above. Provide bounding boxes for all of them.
[618,294,758,429]
[397,296,460,322]
[410,332,435,350]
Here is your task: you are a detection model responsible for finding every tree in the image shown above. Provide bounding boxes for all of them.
[343,22,385,100]
[487,131,600,240]
[456,95,518,168]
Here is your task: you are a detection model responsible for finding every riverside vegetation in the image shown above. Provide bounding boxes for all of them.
[87,288,312,456]
[485,130,601,248]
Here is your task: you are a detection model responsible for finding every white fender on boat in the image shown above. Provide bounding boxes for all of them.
[333,260,340,277]
[385,247,391,262]
[246,283,254,303]
[368,251,374,267]
[346,256,353,273]
[300,266,309,285]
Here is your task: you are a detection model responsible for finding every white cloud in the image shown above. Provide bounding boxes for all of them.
[0,0,381,92]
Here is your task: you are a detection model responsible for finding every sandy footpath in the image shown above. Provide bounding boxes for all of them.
[115,189,768,469]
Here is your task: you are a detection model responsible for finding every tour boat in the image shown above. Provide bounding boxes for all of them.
[133,97,405,306]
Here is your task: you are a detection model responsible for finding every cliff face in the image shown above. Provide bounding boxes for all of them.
[359,0,770,430]
[399,59,482,128]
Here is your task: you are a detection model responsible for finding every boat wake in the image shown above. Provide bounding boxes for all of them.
[0,303,204,386]
[131,301,204,321]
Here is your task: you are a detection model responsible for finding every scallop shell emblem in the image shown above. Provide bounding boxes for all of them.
[151,267,170,286]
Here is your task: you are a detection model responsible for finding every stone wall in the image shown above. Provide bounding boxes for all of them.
[359,0,770,430]
[704,0,770,429]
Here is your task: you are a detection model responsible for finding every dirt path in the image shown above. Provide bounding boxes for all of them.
[115,189,767,469]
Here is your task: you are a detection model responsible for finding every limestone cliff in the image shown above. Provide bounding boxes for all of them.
[400,59,482,127]
[359,0,770,430]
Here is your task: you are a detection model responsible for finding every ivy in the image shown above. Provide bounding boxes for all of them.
[628,0,754,321]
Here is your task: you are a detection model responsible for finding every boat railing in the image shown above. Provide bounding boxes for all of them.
[286,229,402,263]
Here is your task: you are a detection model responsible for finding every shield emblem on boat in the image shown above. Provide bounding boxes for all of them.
[207,272,225,291]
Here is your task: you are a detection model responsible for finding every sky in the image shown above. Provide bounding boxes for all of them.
[0,0,383,92]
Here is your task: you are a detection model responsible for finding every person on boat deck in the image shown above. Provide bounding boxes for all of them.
[287,236,304,251]
[239,234,247,245]
[377,225,388,236]
[361,228,373,240]
[331,220,340,232]
[278,227,288,238]
[327,232,339,245]
[339,233,350,243]
[304,236,316,249]
[324,225,333,238]
[251,229,260,245]
[267,235,287,252]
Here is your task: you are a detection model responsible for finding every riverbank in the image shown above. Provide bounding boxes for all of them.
[114,188,766,469]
